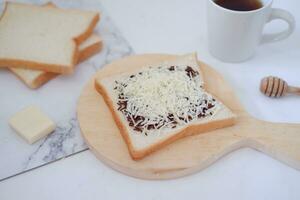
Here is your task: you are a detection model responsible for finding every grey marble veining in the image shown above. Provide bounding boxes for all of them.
[0,0,133,180]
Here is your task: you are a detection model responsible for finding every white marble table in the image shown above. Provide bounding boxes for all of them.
[1,0,300,199]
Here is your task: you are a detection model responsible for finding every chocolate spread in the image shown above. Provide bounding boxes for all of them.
[114,66,215,135]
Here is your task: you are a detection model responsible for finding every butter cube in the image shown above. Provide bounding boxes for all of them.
[9,106,56,144]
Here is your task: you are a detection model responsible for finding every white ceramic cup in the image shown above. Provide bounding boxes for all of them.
[207,0,295,62]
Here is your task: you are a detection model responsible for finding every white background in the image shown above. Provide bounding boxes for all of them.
[1,0,300,199]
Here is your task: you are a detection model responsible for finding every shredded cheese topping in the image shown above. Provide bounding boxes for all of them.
[114,65,219,135]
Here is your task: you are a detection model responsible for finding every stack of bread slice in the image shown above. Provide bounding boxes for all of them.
[0,2,102,89]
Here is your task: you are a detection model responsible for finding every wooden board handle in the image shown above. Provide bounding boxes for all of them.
[246,119,300,170]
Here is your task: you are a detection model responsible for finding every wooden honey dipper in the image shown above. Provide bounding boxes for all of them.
[260,76,300,97]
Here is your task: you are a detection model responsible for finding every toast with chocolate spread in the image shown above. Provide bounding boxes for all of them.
[95,53,235,160]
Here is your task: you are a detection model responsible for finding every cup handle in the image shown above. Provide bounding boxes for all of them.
[261,8,295,44]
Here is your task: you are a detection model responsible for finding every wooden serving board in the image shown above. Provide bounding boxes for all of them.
[77,54,300,180]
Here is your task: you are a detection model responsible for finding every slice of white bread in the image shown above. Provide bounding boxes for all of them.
[95,53,236,160]
[0,2,100,74]
[10,34,103,89]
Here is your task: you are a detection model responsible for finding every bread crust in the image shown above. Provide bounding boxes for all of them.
[10,36,103,89]
[29,72,58,89]
[0,2,100,74]
[95,78,235,160]
[77,37,103,63]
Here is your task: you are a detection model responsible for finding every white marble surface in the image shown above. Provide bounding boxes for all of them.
[0,0,300,199]
[0,0,132,180]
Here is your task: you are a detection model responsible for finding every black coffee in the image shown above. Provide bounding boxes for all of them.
[214,0,263,11]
